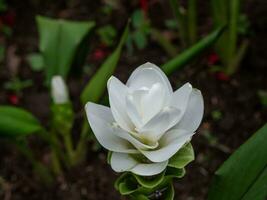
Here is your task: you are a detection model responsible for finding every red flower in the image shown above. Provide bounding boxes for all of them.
[207,53,219,65]
[1,11,16,27]
[215,72,230,81]
[91,49,106,61]
[8,94,19,105]
[140,0,148,14]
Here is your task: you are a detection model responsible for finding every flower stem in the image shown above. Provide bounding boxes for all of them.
[74,121,89,164]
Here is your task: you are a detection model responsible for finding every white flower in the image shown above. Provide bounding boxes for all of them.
[85,62,204,176]
[51,76,69,104]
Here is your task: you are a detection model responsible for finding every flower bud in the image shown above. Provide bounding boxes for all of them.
[51,76,69,104]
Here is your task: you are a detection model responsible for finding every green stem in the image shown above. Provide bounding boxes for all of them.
[187,0,197,45]
[169,0,187,47]
[150,28,179,57]
[63,133,75,166]
[39,130,64,174]
[74,121,89,164]
[228,0,240,65]
[15,139,53,185]
[227,39,249,75]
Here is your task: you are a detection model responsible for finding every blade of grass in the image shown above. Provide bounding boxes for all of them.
[80,21,130,104]
[161,26,225,75]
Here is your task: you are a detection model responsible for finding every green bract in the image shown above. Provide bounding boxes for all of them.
[113,143,194,199]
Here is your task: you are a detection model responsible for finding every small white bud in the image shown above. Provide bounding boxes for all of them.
[51,76,69,104]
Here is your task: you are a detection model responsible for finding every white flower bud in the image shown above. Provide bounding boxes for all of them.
[51,76,69,104]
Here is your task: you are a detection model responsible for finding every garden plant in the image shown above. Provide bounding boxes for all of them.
[0,0,266,199]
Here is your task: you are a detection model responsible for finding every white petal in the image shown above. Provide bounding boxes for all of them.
[107,76,134,132]
[138,107,182,142]
[131,160,168,176]
[110,152,168,176]
[112,126,159,150]
[174,89,204,132]
[126,62,172,95]
[110,152,138,172]
[140,129,194,162]
[126,93,143,129]
[85,102,137,153]
[170,83,192,115]
[141,83,166,123]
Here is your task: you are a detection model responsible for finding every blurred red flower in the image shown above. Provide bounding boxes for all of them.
[8,94,19,105]
[140,0,148,14]
[207,53,219,65]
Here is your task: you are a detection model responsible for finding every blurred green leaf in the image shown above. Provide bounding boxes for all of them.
[132,10,145,29]
[211,110,223,121]
[97,25,117,46]
[208,124,267,200]
[161,26,225,75]
[36,16,95,83]
[0,106,43,138]
[132,31,147,50]
[81,21,129,104]
[258,90,267,108]
[27,53,44,71]
[168,143,194,169]
[4,78,33,93]
[0,45,5,62]
[0,0,7,12]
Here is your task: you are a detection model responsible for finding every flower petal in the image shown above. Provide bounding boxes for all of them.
[85,102,137,153]
[141,82,166,123]
[174,89,204,132]
[131,161,168,176]
[110,152,168,176]
[126,62,172,95]
[107,76,134,132]
[126,93,143,129]
[170,82,192,115]
[112,126,159,150]
[110,152,138,172]
[138,107,182,142]
[140,129,194,162]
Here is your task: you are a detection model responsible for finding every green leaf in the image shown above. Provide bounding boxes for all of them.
[97,25,117,46]
[27,53,44,71]
[133,31,147,50]
[161,26,225,75]
[81,21,130,104]
[36,15,95,83]
[258,90,267,108]
[168,143,195,169]
[207,124,267,200]
[0,106,43,138]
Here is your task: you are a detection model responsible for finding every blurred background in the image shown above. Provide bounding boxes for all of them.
[0,0,267,199]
